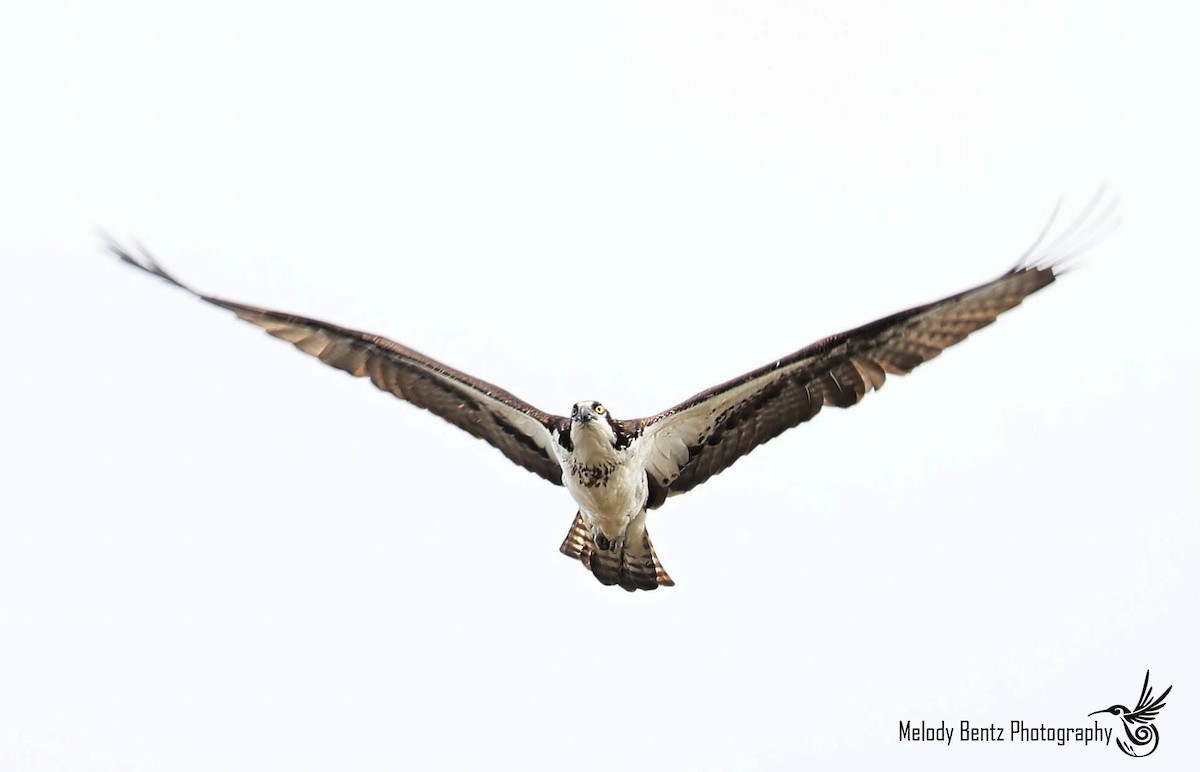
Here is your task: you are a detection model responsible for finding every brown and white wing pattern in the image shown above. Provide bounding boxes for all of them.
[635,193,1119,504]
[109,245,569,485]
[645,194,1122,506]
[636,264,1062,502]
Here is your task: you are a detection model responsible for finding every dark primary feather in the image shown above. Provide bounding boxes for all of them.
[107,243,569,485]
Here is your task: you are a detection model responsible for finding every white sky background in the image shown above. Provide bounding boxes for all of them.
[1,1,1198,770]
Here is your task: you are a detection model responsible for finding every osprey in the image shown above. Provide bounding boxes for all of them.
[107,195,1113,592]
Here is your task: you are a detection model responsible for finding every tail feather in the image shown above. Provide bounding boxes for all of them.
[559,511,674,592]
[558,511,595,568]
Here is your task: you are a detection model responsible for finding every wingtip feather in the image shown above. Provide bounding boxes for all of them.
[103,236,197,296]
[1012,185,1120,278]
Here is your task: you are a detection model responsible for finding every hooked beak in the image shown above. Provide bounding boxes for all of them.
[577,406,595,423]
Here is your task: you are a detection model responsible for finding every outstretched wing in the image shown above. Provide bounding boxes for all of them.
[108,244,569,485]
[634,195,1116,504]
[1127,671,1172,724]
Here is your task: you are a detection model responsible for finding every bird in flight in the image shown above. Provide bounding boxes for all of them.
[108,193,1115,592]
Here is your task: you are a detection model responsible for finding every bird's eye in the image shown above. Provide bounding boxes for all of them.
[594,404,606,415]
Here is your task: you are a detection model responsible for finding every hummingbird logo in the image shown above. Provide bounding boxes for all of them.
[1089,671,1172,758]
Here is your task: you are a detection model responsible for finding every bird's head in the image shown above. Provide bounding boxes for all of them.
[571,400,617,444]
[1089,704,1129,718]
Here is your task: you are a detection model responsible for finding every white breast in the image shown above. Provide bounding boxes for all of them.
[559,430,648,540]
